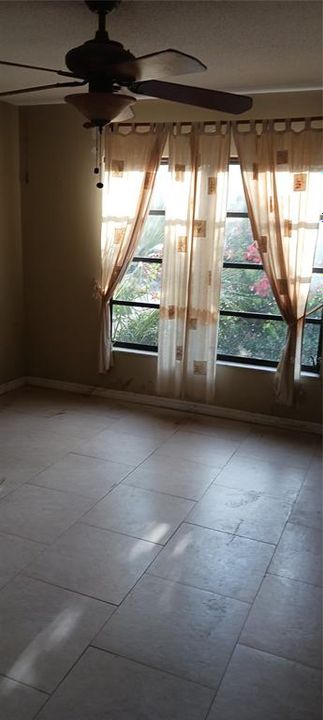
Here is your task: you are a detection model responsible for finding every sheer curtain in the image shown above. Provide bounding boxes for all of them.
[98,124,167,372]
[157,123,230,403]
[234,119,323,405]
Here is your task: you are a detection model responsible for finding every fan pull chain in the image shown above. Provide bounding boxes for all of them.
[94,126,104,189]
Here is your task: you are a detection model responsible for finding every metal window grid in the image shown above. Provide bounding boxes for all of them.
[111,161,322,374]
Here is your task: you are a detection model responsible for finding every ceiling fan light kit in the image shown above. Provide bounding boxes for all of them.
[64,91,135,125]
[0,0,253,187]
[65,88,135,187]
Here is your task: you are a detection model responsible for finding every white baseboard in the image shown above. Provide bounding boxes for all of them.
[27,376,322,435]
[0,376,26,396]
[26,376,94,396]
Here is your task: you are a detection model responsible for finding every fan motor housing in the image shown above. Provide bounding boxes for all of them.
[65,39,135,81]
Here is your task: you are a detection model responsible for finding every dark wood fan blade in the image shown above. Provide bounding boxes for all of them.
[131,80,253,114]
[0,81,86,98]
[109,49,206,84]
[0,59,75,77]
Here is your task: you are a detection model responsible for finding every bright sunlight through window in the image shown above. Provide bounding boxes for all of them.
[112,161,323,373]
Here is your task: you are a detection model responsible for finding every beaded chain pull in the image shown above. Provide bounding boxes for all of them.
[94,125,104,189]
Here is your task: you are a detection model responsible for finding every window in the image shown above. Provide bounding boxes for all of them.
[112,161,167,351]
[112,160,322,372]
[218,162,322,372]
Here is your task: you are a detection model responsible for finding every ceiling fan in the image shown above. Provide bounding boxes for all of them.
[0,0,253,126]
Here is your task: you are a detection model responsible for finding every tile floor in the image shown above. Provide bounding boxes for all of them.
[0,387,321,720]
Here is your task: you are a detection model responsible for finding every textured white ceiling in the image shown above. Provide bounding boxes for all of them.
[0,0,321,106]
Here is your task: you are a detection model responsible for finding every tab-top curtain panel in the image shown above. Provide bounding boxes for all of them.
[234,120,323,405]
[99,125,167,372]
[157,124,231,403]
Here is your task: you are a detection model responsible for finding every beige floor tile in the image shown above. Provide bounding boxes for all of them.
[0,410,49,435]
[188,483,292,543]
[82,484,194,544]
[25,522,161,604]
[269,522,322,586]
[237,428,317,469]
[154,431,238,467]
[0,454,44,500]
[77,428,161,465]
[0,428,82,468]
[289,484,322,530]
[213,455,304,501]
[0,484,94,543]
[0,675,47,720]
[149,523,274,602]
[208,645,322,720]
[241,574,322,668]
[95,574,249,688]
[0,575,114,692]
[0,387,319,720]
[45,411,114,440]
[36,647,214,720]
[30,452,132,499]
[182,415,251,442]
[304,457,322,488]
[0,388,73,418]
[0,531,46,590]
[110,408,185,440]
[123,452,218,500]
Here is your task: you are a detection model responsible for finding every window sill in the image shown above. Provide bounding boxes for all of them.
[217,359,276,373]
[113,346,157,358]
[217,360,320,378]
[113,347,320,377]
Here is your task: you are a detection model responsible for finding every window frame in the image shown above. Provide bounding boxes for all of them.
[111,158,166,352]
[111,158,322,373]
[218,159,322,373]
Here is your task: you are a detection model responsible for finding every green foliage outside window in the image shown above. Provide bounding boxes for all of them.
[113,214,163,346]
[112,163,322,370]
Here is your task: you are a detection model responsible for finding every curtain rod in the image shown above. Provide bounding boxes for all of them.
[114,116,323,127]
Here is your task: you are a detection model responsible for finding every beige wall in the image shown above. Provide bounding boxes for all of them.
[20,105,102,384]
[20,92,322,423]
[0,101,24,383]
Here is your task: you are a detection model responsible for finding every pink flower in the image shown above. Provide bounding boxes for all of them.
[244,242,261,264]
[250,276,271,297]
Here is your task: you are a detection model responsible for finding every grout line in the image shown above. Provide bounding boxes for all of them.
[14,572,119,608]
[6,568,126,720]
[31,642,101,719]
[184,520,280,547]
[204,498,295,713]
[210,478,299,503]
[0,672,50,697]
[220,447,314,472]
[72,445,165,468]
[84,531,168,620]
[89,644,218,692]
[205,642,323,719]
[24,542,176,711]
[0,535,49,594]
[0,527,52,546]
[267,571,322,589]
[1,386,320,720]
[25,479,114,503]
[120,476,207,502]
[203,692,218,720]
[146,570,252,606]
[238,641,322,672]
[77,520,166,546]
